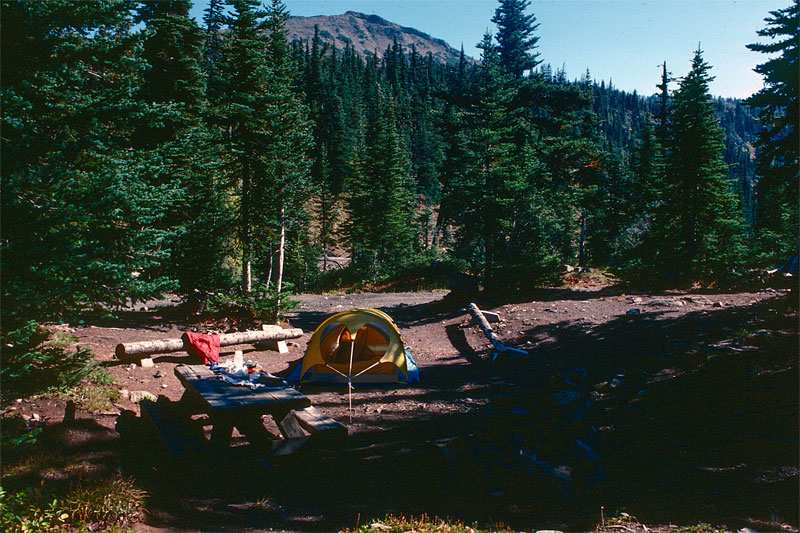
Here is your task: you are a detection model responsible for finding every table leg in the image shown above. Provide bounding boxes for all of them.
[275,409,306,439]
[209,418,234,452]
[235,415,276,454]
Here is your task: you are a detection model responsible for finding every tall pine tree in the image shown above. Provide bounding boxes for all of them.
[135,0,232,295]
[745,1,799,260]
[661,48,745,281]
[259,0,314,296]
[491,0,541,78]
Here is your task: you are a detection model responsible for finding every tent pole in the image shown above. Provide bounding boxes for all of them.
[348,340,355,417]
[353,360,381,378]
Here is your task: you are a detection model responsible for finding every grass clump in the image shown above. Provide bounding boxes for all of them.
[0,478,145,532]
[62,478,146,525]
[348,514,511,533]
[598,511,728,532]
[60,367,120,413]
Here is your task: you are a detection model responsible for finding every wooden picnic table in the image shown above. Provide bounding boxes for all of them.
[173,364,312,453]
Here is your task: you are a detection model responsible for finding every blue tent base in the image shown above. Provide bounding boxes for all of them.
[287,348,419,385]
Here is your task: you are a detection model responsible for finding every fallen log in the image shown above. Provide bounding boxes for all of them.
[115,328,303,359]
[467,303,528,361]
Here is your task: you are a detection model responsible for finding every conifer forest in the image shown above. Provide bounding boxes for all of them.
[1,1,798,530]
[3,0,798,326]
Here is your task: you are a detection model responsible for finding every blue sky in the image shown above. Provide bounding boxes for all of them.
[190,0,788,99]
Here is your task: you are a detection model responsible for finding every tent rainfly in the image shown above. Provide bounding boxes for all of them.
[288,308,419,385]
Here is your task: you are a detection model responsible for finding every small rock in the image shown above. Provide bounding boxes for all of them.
[649,298,685,308]
[161,383,168,389]
[626,308,641,315]
[128,363,136,371]
[713,301,724,307]
[154,370,165,378]
[140,358,155,368]
[129,390,157,403]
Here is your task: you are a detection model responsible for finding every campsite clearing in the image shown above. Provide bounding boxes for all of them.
[2,288,797,532]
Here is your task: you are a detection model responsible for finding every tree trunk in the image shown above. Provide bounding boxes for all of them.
[241,163,252,294]
[265,241,274,290]
[276,206,286,309]
[579,211,586,267]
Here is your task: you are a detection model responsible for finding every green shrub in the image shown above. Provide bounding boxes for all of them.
[204,283,298,324]
[312,252,469,293]
[0,486,68,532]
[0,322,97,405]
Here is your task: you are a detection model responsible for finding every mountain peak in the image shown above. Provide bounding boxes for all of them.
[286,12,465,65]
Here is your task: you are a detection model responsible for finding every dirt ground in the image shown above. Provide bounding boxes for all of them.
[3,286,798,532]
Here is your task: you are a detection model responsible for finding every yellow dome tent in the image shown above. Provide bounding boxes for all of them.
[288,308,419,385]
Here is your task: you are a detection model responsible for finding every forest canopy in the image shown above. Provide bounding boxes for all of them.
[2,0,798,327]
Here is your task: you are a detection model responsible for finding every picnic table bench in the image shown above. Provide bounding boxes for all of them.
[140,364,346,458]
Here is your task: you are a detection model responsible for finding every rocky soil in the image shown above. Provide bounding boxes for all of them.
[2,287,797,532]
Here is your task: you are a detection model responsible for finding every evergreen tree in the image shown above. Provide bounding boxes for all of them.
[346,89,415,279]
[661,48,746,281]
[491,0,541,77]
[467,32,532,285]
[203,0,227,104]
[215,0,272,293]
[135,0,232,294]
[655,61,674,144]
[628,119,665,229]
[1,0,180,323]
[745,0,799,259]
[259,0,314,296]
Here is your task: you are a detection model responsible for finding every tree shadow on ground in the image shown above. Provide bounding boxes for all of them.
[9,292,794,531]
[116,293,796,531]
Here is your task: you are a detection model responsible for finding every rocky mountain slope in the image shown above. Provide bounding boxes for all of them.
[286,11,465,64]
